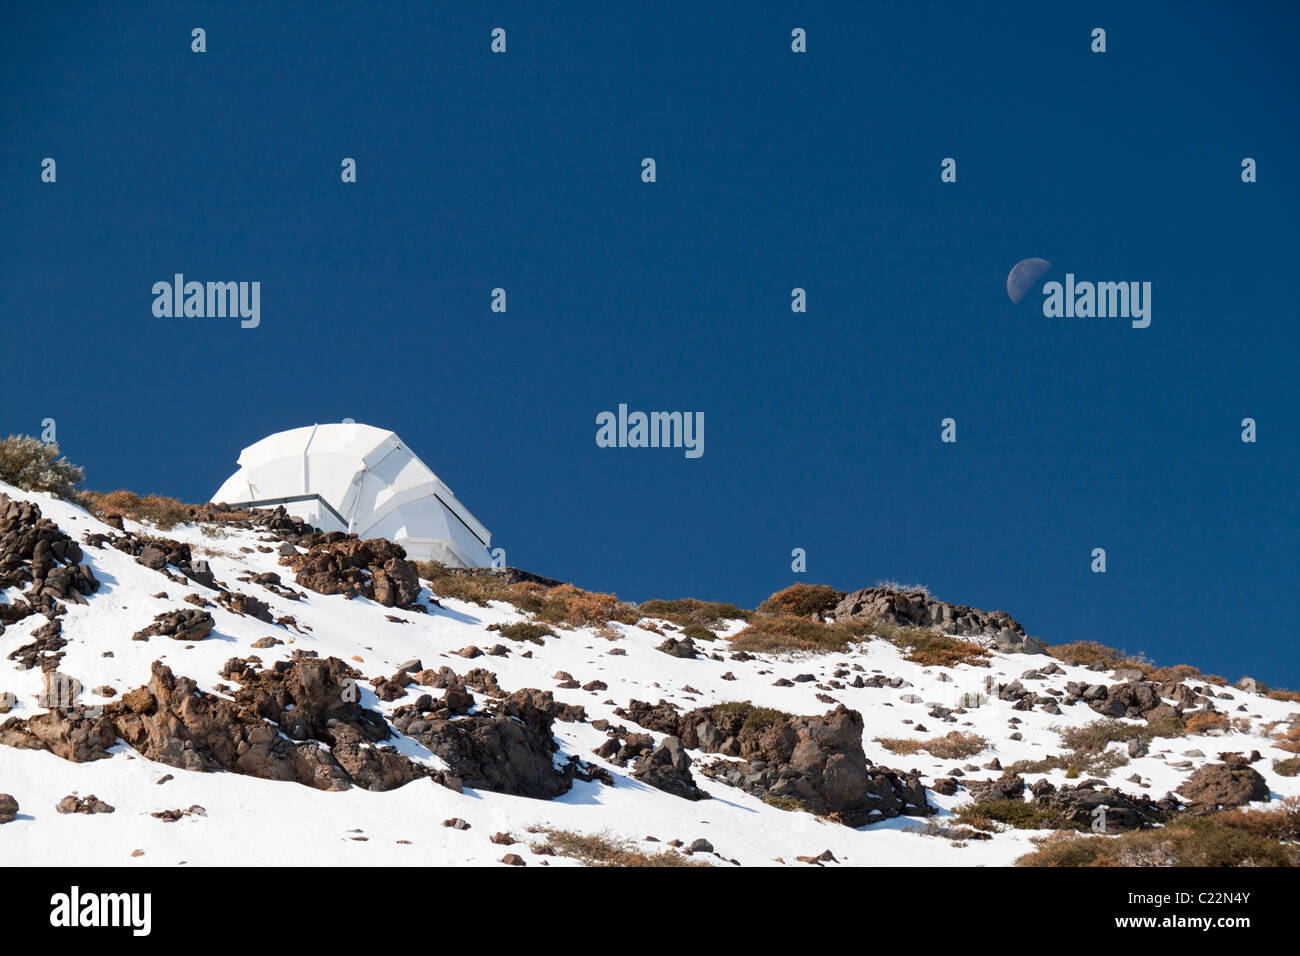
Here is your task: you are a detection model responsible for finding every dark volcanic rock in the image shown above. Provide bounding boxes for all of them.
[132,608,215,642]
[393,687,597,799]
[617,699,931,825]
[1,493,100,671]
[0,493,100,613]
[280,536,424,610]
[83,528,215,589]
[1179,761,1270,809]
[631,736,709,801]
[656,636,698,659]
[3,655,431,793]
[1032,782,1175,832]
[832,586,1041,652]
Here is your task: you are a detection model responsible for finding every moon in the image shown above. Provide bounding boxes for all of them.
[1006,258,1051,304]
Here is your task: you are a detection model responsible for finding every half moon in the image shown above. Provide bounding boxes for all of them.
[1006,258,1051,304]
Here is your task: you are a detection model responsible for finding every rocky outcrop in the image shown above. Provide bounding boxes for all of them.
[616,700,932,825]
[131,608,216,642]
[217,590,274,622]
[7,617,67,671]
[0,493,100,611]
[0,793,18,823]
[81,529,216,589]
[832,587,1041,652]
[704,706,931,825]
[631,736,709,801]
[1178,759,1270,809]
[1,654,432,793]
[392,686,603,798]
[0,704,118,762]
[1029,779,1175,832]
[280,535,424,610]
[1,493,100,670]
[1066,677,1208,721]
[969,773,1176,831]
[191,503,317,541]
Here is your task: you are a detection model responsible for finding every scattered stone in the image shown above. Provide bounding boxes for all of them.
[57,794,115,814]
[131,608,215,643]
[656,636,698,659]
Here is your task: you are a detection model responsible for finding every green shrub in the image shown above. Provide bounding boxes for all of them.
[711,701,792,733]
[0,436,83,498]
[679,624,716,641]
[956,799,1068,832]
[493,621,557,645]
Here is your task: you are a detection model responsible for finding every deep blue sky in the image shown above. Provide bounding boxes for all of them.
[3,3,1297,685]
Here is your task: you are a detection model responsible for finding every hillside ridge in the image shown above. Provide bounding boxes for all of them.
[2,483,1297,867]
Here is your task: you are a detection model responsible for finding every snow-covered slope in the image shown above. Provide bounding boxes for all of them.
[2,481,1297,867]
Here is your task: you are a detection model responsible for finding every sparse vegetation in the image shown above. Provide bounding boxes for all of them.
[887,628,990,667]
[1273,724,1300,754]
[637,597,751,628]
[1060,718,1160,753]
[877,731,989,760]
[762,794,812,813]
[875,580,930,596]
[729,613,868,654]
[529,828,711,867]
[711,701,792,733]
[0,435,84,498]
[1273,757,1300,777]
[957,799,1071,832]
[80,489,192,530]
[1046,640,1130,670]
[492,621,557,645]
[534,583,640,627]
[417,564,638,627]
[1047,640,1227,685]
[1016,809,1300,867]
[1183,711,1230,735]
[679,624,716,641]
[417,563,522,605]
[1002,718,1180,777]
[1006,750,1131,778]
[756,583,843,619]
